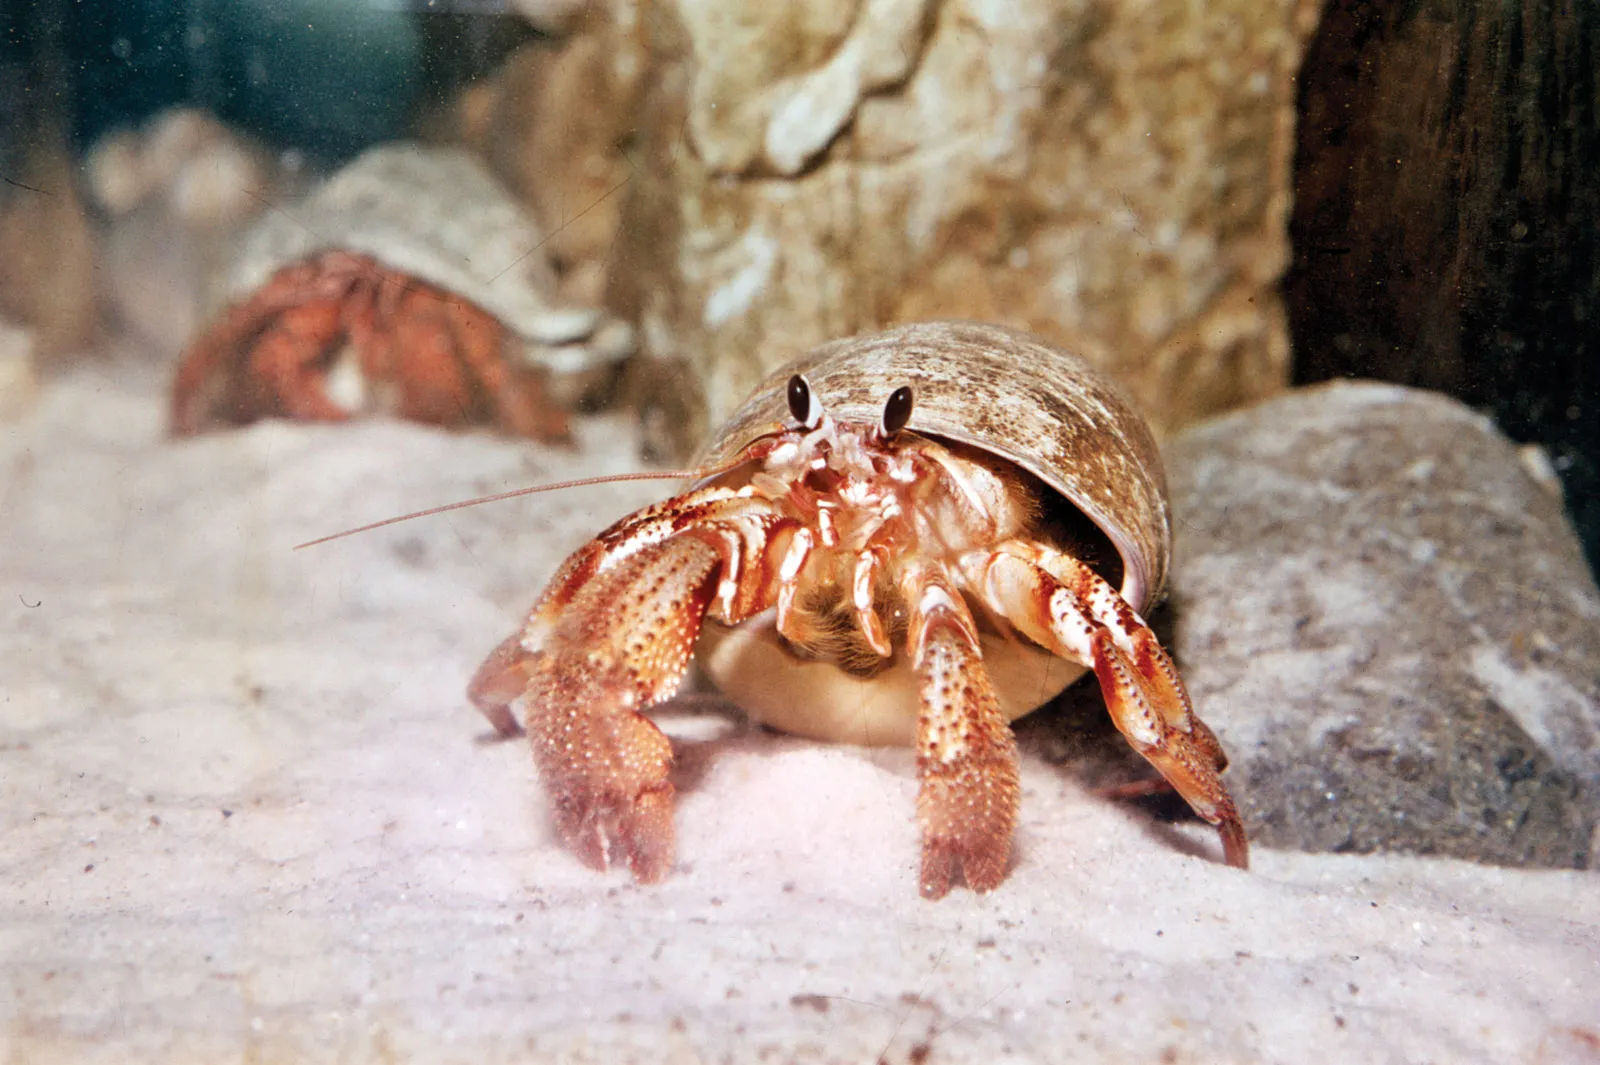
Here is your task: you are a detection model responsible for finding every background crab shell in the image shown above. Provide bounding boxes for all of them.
[219,144,632,375]
[692,320,1174,746]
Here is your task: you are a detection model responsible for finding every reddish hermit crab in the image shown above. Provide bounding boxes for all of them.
[467,321,1247,897]
[171,144,632,442]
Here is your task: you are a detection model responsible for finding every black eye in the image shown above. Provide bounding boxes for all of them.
[880,385,914,436]
[787,374,822,429]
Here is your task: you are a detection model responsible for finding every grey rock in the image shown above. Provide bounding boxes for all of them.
[1160,380,1600,867]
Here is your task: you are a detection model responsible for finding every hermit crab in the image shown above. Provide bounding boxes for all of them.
[170,144,632,442]
[470,320,1247,897]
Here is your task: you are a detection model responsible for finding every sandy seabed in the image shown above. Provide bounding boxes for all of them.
[2,363,1597,1064]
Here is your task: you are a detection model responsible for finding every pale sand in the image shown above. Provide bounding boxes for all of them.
[3,367,1596,1064]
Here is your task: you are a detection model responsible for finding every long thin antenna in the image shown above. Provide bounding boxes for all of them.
[294,468,699,550]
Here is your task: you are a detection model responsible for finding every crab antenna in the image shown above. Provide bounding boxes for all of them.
[293,456,746,551]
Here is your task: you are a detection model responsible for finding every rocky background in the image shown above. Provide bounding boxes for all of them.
[600,0,1319,456]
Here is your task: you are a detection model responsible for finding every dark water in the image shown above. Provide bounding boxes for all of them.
[12,0,532,164]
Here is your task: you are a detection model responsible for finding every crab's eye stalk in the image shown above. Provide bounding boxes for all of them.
[880,385,914,437]
[787,373,823,430]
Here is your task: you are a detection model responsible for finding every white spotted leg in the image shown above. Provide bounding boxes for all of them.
[900,562,1022,899]
[469,489,790,882]
[967,541,1249,869]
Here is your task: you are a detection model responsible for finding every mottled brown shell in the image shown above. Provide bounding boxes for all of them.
[699,320,1172,613]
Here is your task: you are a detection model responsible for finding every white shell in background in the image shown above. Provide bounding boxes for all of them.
[221,144,635,375]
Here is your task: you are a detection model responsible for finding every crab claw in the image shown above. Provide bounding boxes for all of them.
[538,663,679,882]
[469,489,786,883]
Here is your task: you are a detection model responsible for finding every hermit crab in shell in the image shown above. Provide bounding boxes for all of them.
[469,321,1248,897]
[170,143,633,442]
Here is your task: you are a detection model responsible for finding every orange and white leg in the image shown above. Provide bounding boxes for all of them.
[171,257,353,432]
[221,252,379,423]
[246,298,357,422]
[171,309,256,433]
[468,490,790,881]
[441,293,572,443]
[900,562,1021,899]
[172,252,379,432]
[380,286,482,426]
[968,541,1249,869]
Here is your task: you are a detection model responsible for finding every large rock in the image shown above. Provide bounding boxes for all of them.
[1164,381,1600,867]
[605,0,1321,456]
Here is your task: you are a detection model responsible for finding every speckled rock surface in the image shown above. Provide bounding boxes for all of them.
[608,0,1321,457]
[3,364,1597,1063]
[1164,381,1600,867]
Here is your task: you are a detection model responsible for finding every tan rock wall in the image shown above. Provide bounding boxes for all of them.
[605,0,1321,455]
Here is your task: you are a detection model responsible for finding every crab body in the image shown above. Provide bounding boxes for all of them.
[472,321,1246,897]
[170,144,633,441]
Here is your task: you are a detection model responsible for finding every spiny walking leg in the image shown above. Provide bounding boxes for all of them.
[901,563,1021,898]
[969,541,1248,869]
